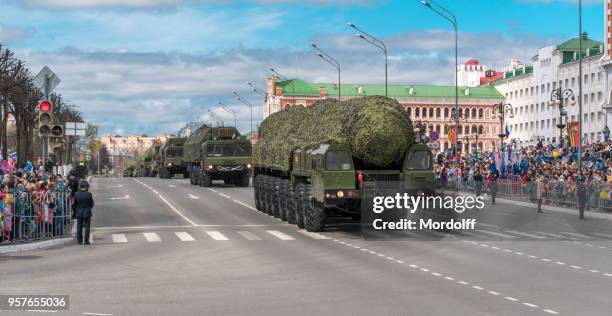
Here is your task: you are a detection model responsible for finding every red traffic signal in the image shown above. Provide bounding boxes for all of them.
[39,100,53,112]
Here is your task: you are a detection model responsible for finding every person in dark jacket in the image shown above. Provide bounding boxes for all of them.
[74,180,94,245]
[577,175,587,220]
[68,173,80,219]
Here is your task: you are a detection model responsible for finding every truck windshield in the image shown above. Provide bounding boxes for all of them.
[206,144,252,157]
[165,147,183,158]
[404,150,432,170]
[325,151,352,171]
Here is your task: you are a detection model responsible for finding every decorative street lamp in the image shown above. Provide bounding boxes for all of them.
[347,22,388,97]
[269,68,288,81]
[218,101,237,128]
[492,102,514,153]
[310,42,341,100]
[547,87,575,146]
[420,0,459,157]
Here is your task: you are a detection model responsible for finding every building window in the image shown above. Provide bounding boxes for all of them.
[422,107,427,117]
[436,108,441,118]
[444,108,449,118]
[478,109,483,118]
[584,74,588,84]
[571,77,575,87]
[429,108,434,117]
[415,108,420,117]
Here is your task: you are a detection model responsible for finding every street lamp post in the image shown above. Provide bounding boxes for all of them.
[310,42,341,100]
[492,102,514,156]
[218,101,237,128]
[548,87,575,147]
[233,91,253,135]
[449,109,467,154]
[420,0,458,158]
[347,22,388,97]
[414,120,430,144]
[269,68,288,81]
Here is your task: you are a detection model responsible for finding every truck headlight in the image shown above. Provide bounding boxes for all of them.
[246,164,252,168]
[207,165,213,170]
[337,190,344,198]
[167,163,172,167]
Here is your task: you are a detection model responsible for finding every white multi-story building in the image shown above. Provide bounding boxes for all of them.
[494,33,607,145]
[601,0,612,122]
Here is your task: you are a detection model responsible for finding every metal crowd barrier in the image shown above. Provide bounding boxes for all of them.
[437,174,612,212]
[0,188,73,244]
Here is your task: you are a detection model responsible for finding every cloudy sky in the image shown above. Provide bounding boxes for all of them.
[0,0,603,136]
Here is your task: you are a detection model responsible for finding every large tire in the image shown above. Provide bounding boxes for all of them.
[271,178,281,218]
[262,176,271,214]
[279,179,290,221]
[254,176,263,211]
[286,188,296,224]
[304,185,324,232]
[202,171,212,187]
[295,183,306,228]
[238,172,250,187]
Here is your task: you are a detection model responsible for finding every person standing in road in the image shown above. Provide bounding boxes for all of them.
[74,180,94,245]
[474,169,483,197]
[536,175,545,213]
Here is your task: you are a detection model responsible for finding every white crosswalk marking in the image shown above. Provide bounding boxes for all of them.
[590,232,612,239]
[143,232,161,242]
[206,231,229,241]
[112,234,128,243]
[237,231,262,240]
[267,230,295,240]
[297,229,330,239]
[175,232,195,242]
[561,232,591,239]
[476,230,519,239]
[89,232,95,244]
[506,230,550,239]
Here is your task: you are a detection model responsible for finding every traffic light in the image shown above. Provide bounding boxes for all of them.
[37,100,64,138]
[38,100,53,137]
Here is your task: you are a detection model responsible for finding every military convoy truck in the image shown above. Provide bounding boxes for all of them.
[157,137,189,178]
[184,125,252,187]
[137,143,161,177]
[252,96,436,232]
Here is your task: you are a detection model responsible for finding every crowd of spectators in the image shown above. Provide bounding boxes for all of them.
[434,140,612,210]
[0,159,77,243]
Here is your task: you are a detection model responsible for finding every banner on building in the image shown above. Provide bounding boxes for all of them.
[567,121,579,147]
[447,125,456,145]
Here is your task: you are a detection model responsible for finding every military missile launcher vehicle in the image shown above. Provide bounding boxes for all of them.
[184,125,252,187]
[252,96,437,232]
[158,137,189,178]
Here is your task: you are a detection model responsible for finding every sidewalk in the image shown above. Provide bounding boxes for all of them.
[456,189,612,221]
[0,237,74,254]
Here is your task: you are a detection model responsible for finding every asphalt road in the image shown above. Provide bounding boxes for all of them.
[2,176,612,316]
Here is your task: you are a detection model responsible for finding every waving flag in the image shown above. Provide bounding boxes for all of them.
[505,124,510,139]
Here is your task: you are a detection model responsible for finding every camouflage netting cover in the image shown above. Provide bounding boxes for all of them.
[254,96,414,171]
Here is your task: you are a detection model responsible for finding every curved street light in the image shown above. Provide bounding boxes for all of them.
[420,0,459,158]
[347,22,388,97]
[310,42,341,100]
[548,87,576,146]
[269,68,288,81]
[218,101,237,128]
[233,91,253,134]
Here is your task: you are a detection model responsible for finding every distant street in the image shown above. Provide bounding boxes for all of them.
[1,177,612,315]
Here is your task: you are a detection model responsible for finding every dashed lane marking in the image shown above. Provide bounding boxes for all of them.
[218,193,231,199]
[82,313,113,316]
[143,232,161,242]
[111,234,128,243]
[206,231,229,241]
[590,232,612,239]
[174,232,196,242]
[236,231,262,240]
[560,232,591,239]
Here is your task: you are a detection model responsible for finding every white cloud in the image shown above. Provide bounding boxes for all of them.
[15,30,558,136]
[0,24,35,43]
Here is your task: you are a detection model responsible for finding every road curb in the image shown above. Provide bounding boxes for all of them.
[453,190,612,221]
[0,237,74,254]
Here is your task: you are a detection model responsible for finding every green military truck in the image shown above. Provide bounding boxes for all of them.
[252,96,436,232]
[158,137,189,178]
[137,144,161,177]
[184,125,252,187]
